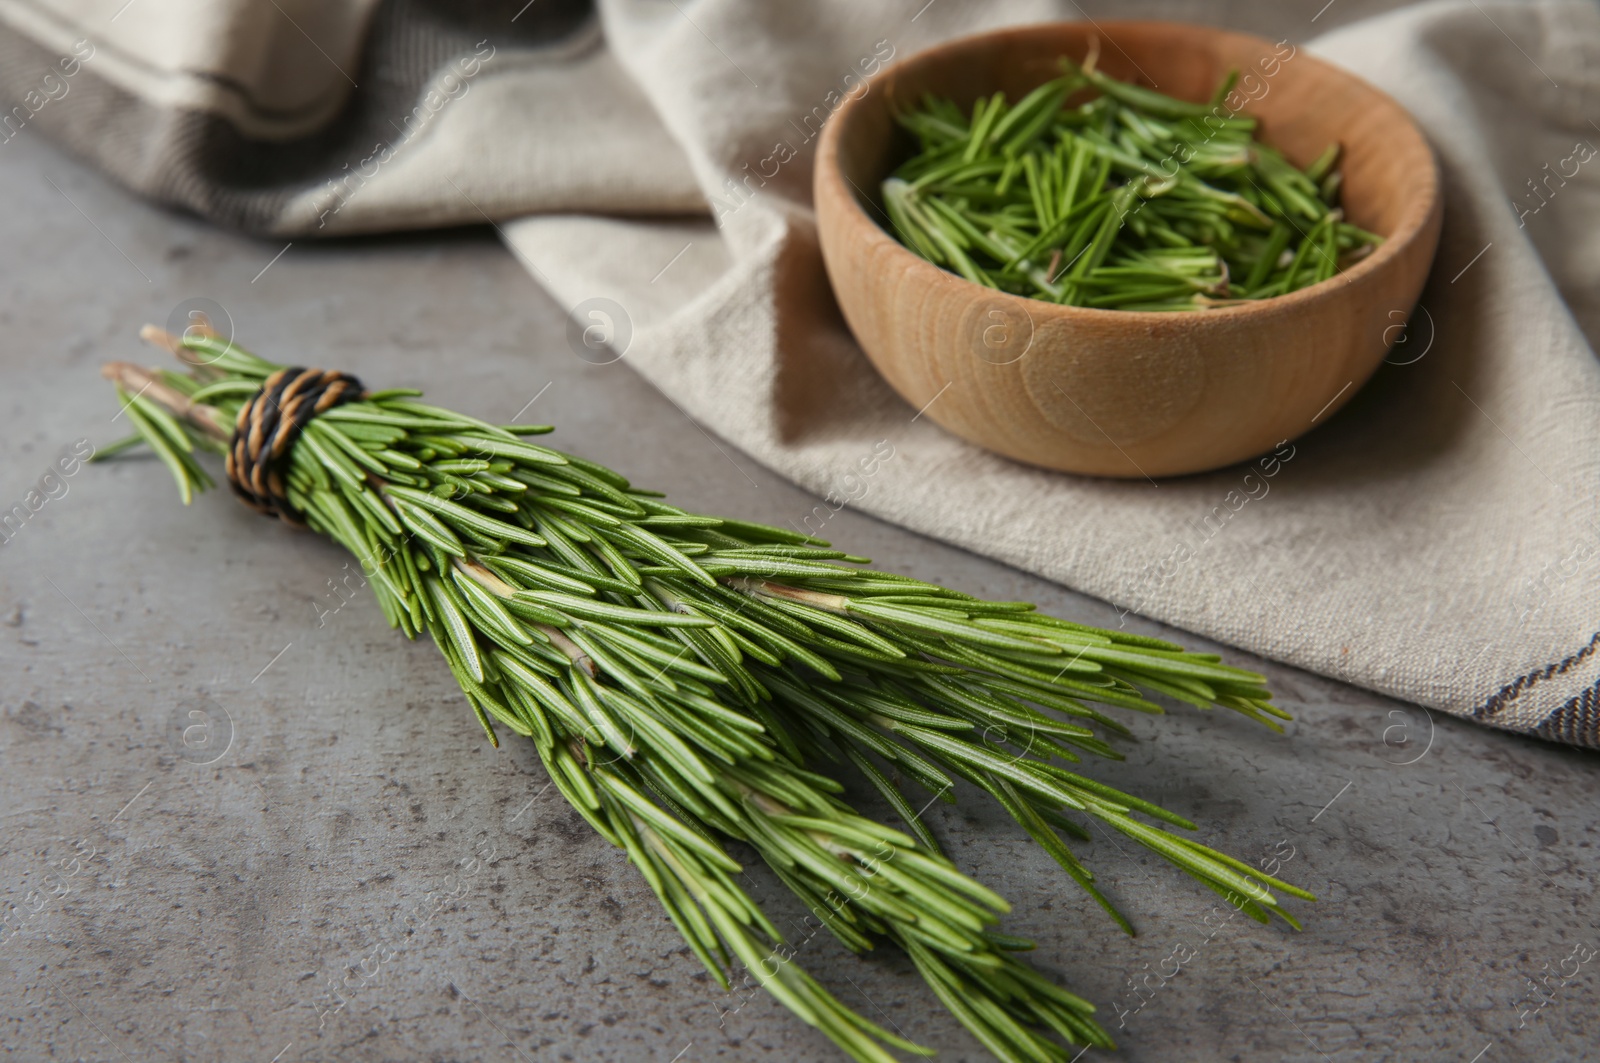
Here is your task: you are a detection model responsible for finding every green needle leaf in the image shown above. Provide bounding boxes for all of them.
[883,61,1376,307]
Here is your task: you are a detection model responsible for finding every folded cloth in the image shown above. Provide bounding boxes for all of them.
[9,0,1599,748]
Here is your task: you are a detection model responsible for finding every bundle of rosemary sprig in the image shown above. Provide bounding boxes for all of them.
[883,57,1382,309]
[97,327,1310,1061]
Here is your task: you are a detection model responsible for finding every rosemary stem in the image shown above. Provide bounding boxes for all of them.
[95,329,1316,1063]
[100,361,230,440]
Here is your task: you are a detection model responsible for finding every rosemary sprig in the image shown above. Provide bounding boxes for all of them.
[885,60,1382,309]
[96,328,1312,1061]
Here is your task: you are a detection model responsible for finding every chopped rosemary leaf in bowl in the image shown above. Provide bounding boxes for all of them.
[882,57,1383,310]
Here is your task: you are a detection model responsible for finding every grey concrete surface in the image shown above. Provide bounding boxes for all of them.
[1,124,1596,1063]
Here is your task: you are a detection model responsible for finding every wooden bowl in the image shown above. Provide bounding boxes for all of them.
[815,21,1442,478]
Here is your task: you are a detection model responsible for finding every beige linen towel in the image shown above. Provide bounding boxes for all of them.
[7,0,1598,745]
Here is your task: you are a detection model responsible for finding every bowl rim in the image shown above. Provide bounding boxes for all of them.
[815,19,1442,326]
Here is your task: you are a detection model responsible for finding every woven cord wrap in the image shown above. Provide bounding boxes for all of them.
[225,367,364,522]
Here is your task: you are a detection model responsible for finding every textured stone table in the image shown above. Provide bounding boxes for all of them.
[1,125,1595,1063]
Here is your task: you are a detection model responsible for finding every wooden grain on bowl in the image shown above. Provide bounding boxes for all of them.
[815,21,1442,478]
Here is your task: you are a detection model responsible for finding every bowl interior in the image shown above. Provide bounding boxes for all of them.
[838,22,1428,254]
